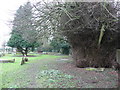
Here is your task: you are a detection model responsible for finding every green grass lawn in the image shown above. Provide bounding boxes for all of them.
[0,53,75,88]
[0,53,61,88]
[0,54,58,73]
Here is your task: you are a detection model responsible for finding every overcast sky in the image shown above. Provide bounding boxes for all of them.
[0,0,55,48]
[0,0,43,48]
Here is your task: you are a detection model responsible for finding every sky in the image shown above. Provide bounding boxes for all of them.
[0,0,55,48]
[0,0,42,48]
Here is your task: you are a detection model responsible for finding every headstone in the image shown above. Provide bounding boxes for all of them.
[116,49,120,64]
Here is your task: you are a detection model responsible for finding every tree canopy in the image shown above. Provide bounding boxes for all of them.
[50,36,70,55]
[7,2,39,56]
[33,1,120,68]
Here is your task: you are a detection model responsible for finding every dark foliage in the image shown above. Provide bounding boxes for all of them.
[33,1,120,68]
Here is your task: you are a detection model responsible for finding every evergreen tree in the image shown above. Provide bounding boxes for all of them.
[7,2,39,56]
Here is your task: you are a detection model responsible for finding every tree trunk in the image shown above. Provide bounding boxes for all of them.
[71,45,116,68]
[68,31,117,68]
[21,51,25,56]
[24,48,28,56]
[31,46,35,52]
[17,47,24,56]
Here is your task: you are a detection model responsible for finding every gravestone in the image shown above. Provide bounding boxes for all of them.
[0,59,15,63]
[116,49,120,64]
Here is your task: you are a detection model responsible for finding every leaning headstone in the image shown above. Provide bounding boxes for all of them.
[21,58,25,65]
[20,56,28,65]
[112,49,120,70]
[116,49,120,64]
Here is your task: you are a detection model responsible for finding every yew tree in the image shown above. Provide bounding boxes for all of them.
[7,2,39,56]
[34,1,120,68]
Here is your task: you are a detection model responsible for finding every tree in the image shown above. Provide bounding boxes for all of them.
[7,33,38,56]
[13,2,38,43]
[33,1,120,68]
[7,2,39,56]
[2,41,7,53]
[59,2,119,68]
[50,36,70,55]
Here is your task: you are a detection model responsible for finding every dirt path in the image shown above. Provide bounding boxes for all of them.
[51,57,119,88]
[19,58,57,88]
[4,55,118,88]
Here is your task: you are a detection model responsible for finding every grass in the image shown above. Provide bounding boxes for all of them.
[0,53,77,88]
[36,69,76,88]
[0,54,60,88]
[0,53,117,88]
[0,54,58,73]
